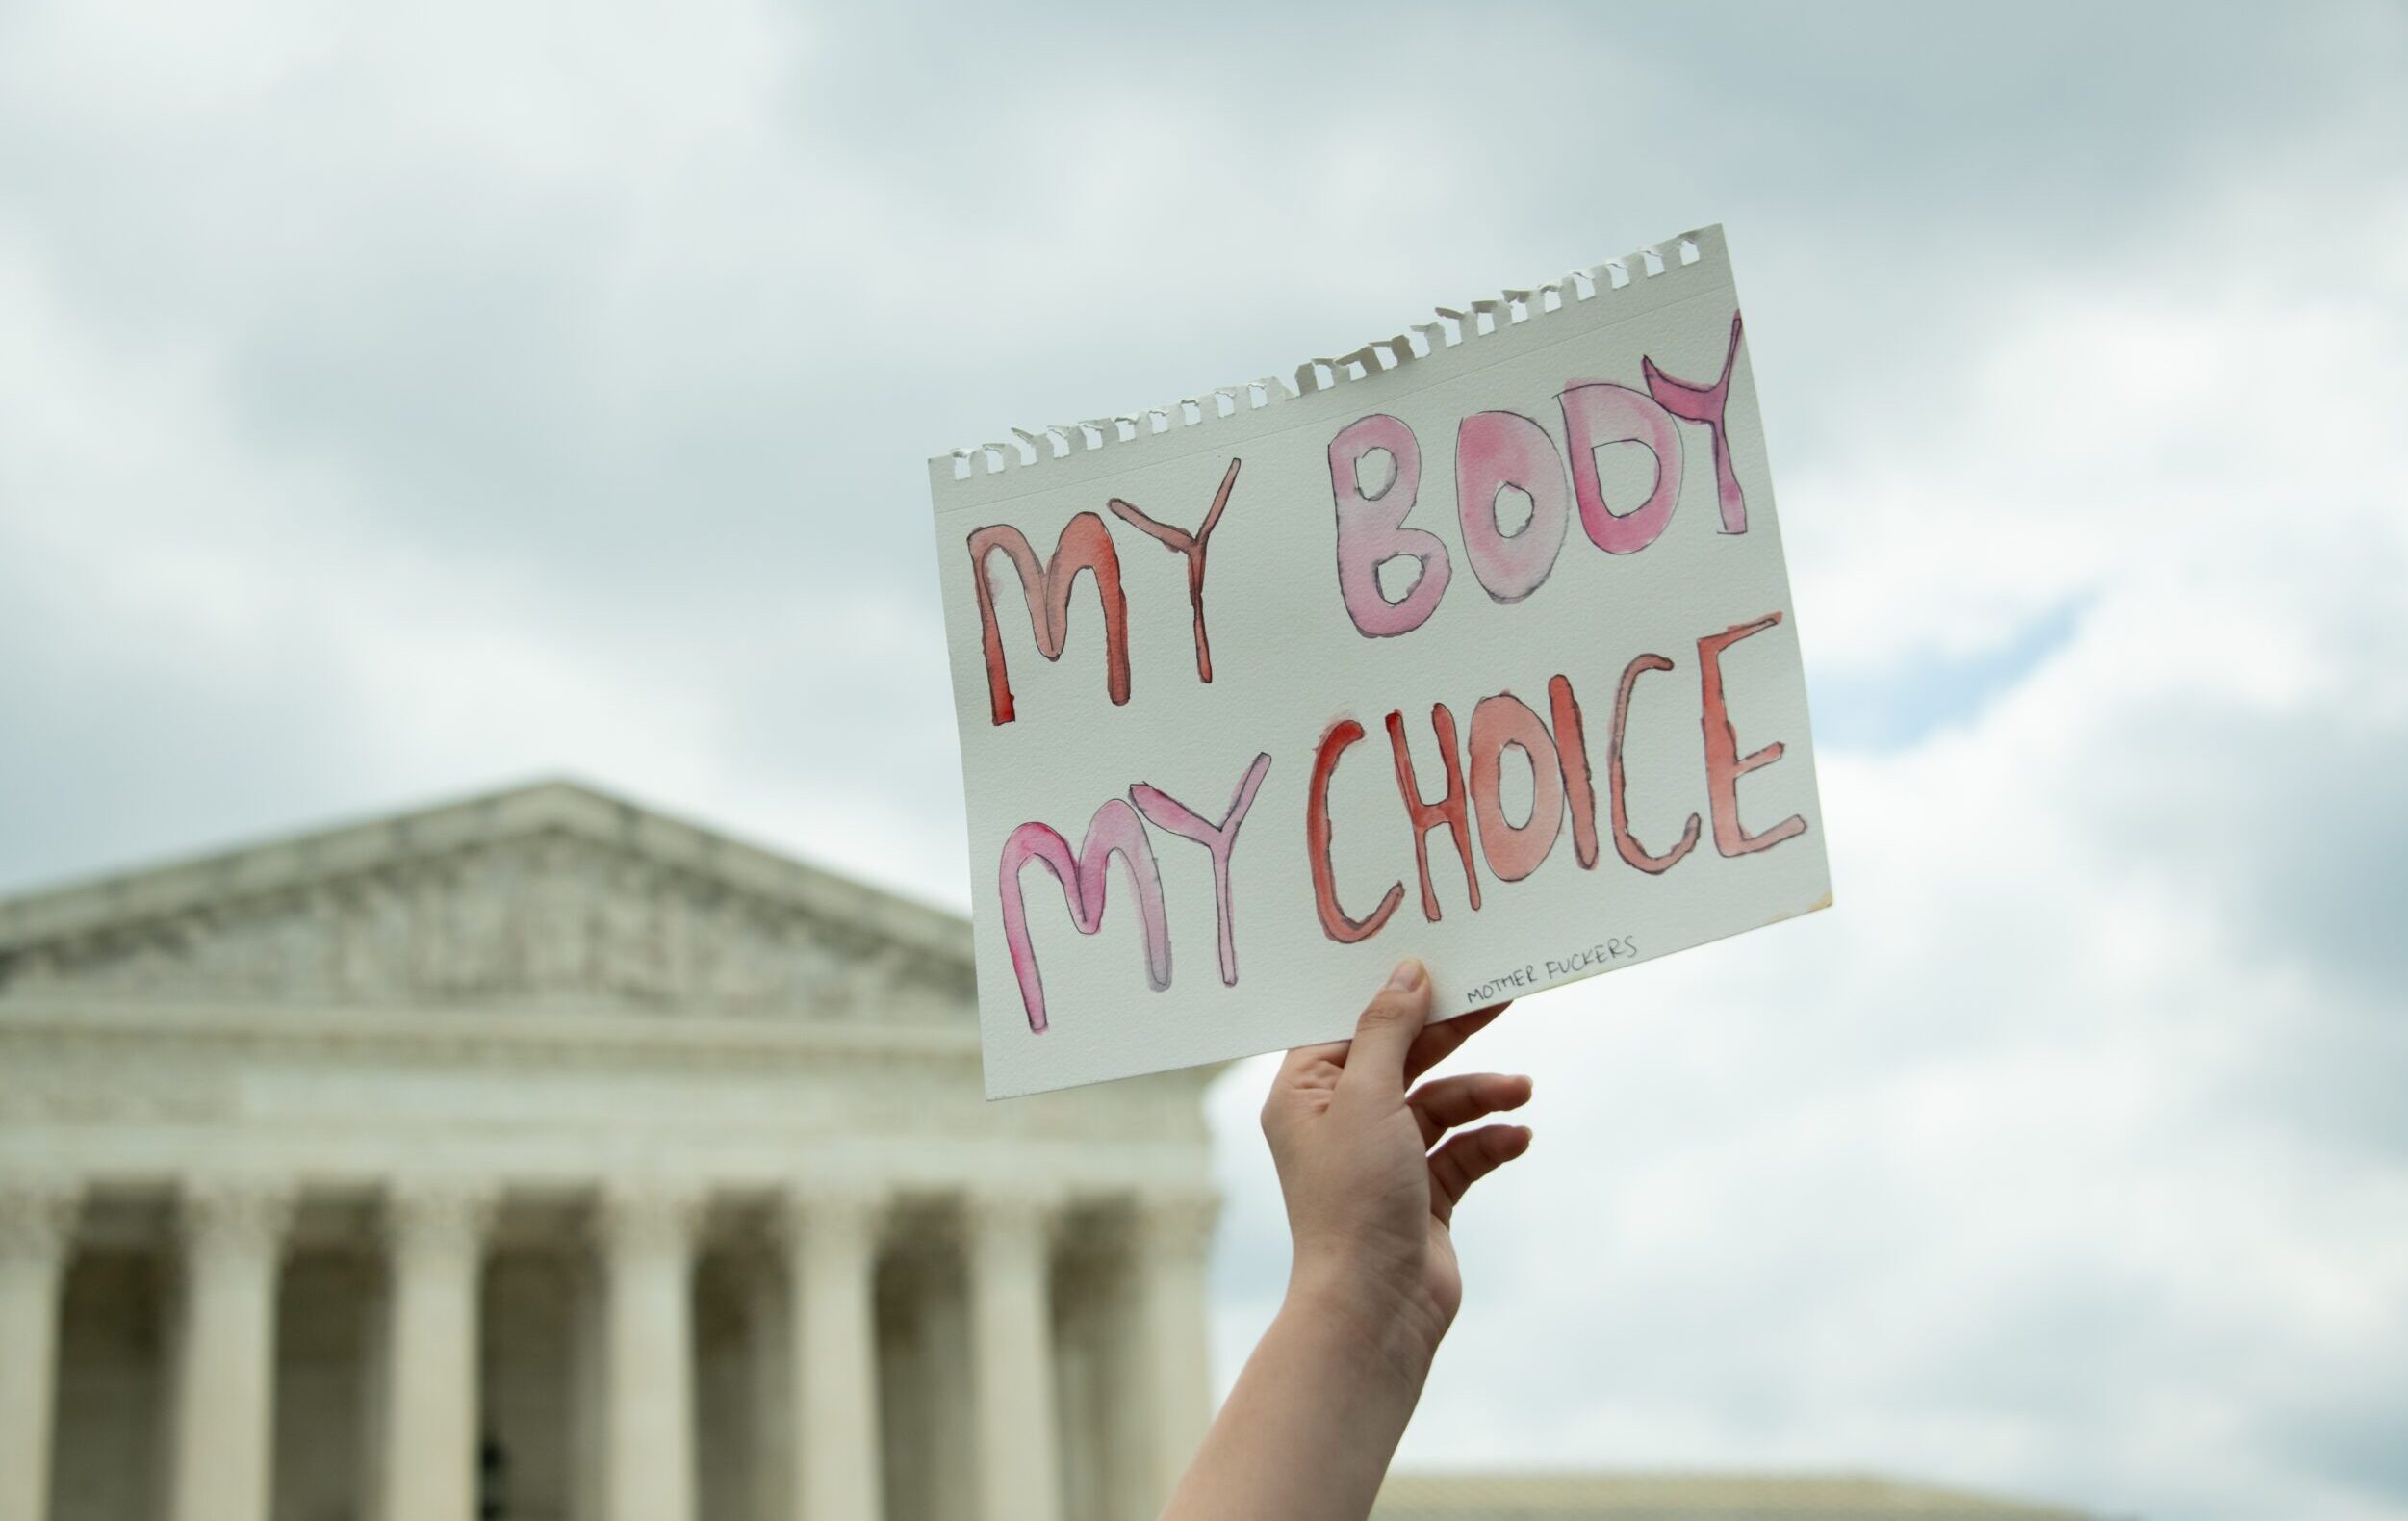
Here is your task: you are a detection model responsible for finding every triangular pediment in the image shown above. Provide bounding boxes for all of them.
[0,781,972,1020]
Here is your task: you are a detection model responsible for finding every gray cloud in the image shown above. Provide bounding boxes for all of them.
[5,4,2405,1518]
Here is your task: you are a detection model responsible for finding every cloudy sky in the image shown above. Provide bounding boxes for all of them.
[5,2,2405,1517]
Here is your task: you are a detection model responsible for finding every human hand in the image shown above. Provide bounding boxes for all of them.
[1160,962,1526,1521]
[1259,957,1532,1369]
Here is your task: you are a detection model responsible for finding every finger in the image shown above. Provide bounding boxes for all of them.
[1407,1071,1533,1148]
[1427,1123,1533,1225]
[1402,1000,1513,1083]
[1336,959,1435,1100]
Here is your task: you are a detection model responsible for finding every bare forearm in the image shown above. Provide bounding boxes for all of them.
[1158,1281,1436,1521]
[1165,967,1527,1521]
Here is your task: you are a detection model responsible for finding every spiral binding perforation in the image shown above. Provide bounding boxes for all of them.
[935,226,1723,483]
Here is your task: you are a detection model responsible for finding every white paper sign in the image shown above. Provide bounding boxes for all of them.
[930,225,1830,1097]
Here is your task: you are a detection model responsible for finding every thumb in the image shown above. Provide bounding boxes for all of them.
[1338,958,1433,1101]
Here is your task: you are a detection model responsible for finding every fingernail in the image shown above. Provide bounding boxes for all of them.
[1385,958,1424,992]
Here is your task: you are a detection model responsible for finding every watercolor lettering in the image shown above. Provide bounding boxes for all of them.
[1560,382,1684,556]
[1386,705,1482,921]
[1547,674,1601,870]
[1319,311,1750,635]
[1698,612,1808,856]
[1644,311,1750,534]
[1307,718,1406,943]
[967,512,1133,727]
[953,296,1809,1050]
[1455,411,1571,603]
[1467,693,1565,883]
[1305,607,1804,946]
[998,800,1170,1034]
[1608,654,1703,872]
[1109,457,1242,683]
[1131,751,1273,987]
[1330,414,1452,638]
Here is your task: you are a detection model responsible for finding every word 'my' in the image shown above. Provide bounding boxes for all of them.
[967,460,1241,725]
[962,312,1748,729]
[999,752,1271,1034]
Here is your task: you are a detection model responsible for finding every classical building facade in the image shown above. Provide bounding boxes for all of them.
[0,782,1218,1521]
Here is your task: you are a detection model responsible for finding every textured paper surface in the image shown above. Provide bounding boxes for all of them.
[930,225,1829,1097]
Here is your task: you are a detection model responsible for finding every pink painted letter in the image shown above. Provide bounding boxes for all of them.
[1644,311,1750,534]
[998,799,1171,1034]
[1329,414,1450,637]
[1455,411,1571,603]
[1130,752,1272,987]
[1559,383,1684,555]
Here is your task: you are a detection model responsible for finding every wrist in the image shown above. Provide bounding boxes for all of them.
[1280,1261,1448,1381]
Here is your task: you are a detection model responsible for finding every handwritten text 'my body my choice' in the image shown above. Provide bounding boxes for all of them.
[967,312,1808,1035]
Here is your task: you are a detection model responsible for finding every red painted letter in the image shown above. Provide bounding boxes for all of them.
[1386,705,1481,921]
[1609,654,1703,873]
[1307,719,1403,943]
[1468,692,1565,883]
[1697,613,1807,857]
[1548,674,1601,869]
[967,512,1131,726]
[1108,456,1242,683]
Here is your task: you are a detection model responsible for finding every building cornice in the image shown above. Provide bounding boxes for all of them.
[0,778,971,969]
[0,996,985,1073]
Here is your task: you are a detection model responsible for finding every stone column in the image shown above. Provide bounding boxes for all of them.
[777,1185,886,1521]
[564,1255,606,1521]
[1133,1193,1219,1512]
[0,1175,81,1521]
[744,1260,790,1521]
[377,1182,496,1521]
[595,1184,703,1521]
[358,1267,393,1521]
[966,1192,1062,1521]
[167,1179,294,1521]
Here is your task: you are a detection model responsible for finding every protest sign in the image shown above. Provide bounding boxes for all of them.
[930,226,1830,1097]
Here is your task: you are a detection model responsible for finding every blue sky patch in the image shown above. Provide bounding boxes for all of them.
[1808,600,2084,753]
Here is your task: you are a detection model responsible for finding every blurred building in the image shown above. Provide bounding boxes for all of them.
[0,782,2092,1521]
[0,782,1217,1521]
